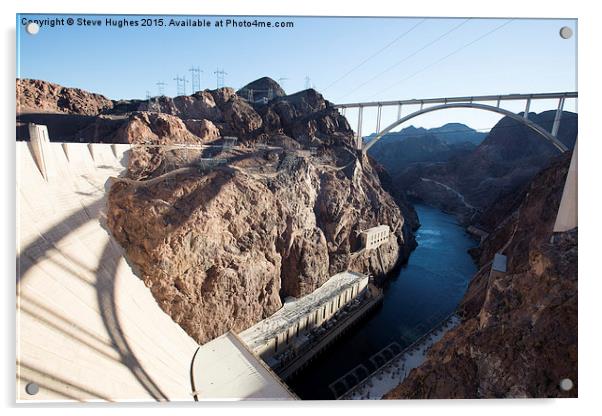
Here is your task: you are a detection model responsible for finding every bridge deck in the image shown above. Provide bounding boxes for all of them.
[334,91,578,108]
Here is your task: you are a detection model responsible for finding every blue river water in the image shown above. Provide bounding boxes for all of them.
[287,204,478,399]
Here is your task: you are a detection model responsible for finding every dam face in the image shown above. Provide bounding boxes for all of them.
[16,137,200,401]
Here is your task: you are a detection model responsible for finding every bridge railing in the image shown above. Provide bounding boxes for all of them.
[333,91,578,109]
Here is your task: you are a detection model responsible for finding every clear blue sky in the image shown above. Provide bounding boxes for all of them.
[16,14,577,132]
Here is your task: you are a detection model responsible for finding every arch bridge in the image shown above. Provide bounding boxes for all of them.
[334,92,578,153]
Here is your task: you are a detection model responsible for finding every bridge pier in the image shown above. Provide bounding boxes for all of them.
[356,106,364,149]
[553,140,577,232]
[524,97,531,119]
[552,97,566,137]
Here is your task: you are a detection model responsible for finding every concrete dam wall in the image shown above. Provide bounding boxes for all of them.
[16,138,200,401]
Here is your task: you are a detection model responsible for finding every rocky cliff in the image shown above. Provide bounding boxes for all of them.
[93,78,417,344]
[384,152,577,398]
[17,78,114,115]
[236,76,287,102]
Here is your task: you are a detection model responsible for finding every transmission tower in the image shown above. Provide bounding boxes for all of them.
[214,68,228,88]
[145,90,151,100]
[156,81,166,96]
[173,76,188,96]
[304,76,312,89]
[189,66,203,93]
[278,77,289,90]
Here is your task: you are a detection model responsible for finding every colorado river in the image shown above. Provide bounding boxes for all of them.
[287,204,478,399]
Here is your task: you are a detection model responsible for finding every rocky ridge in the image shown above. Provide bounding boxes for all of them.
[88,77,419,344]
[367,123,485,179]
[17,78,114,115]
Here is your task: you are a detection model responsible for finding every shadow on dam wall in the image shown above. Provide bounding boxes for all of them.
[16,112,127,143]
[16,140,198,401]
[17,199,168,400]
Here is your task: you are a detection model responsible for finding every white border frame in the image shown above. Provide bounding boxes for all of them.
[3,1,599,415]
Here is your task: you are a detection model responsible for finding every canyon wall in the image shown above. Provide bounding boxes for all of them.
[384,152,577,398]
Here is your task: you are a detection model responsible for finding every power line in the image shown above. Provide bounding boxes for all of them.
[322,18,427,92]
[189,67,202,93]
[304,76,312,89]
[155,81,166,96]
[338,18,472,101]
[214,68,227,88]
[173,75,188,96]
[372,19,516,98]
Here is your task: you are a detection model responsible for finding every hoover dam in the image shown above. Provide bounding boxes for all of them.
[16,130,298,401]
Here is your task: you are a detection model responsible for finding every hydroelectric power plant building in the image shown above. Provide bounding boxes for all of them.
[239,272,381,378]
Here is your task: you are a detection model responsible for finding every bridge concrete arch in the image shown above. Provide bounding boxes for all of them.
[362,102,569,153]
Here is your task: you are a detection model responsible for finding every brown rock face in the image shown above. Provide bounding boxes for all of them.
[221,99,263,136]
[138,86,264,138]
[108,167,285,343]
[16,78,113,115]
[256,89,354,149]
[384,153,577,399]
[115,112,200,144]
[16,79,350,149]
[107,145,411,344]
[137,92,224,121]
[105,78,415,345]
[108,148,405,342]
[111,112,205,179]
[237,77,287,102]
[183,119,221,143]
[210,87,237,107]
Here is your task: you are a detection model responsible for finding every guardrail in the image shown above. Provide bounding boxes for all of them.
[337,312,460,399]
